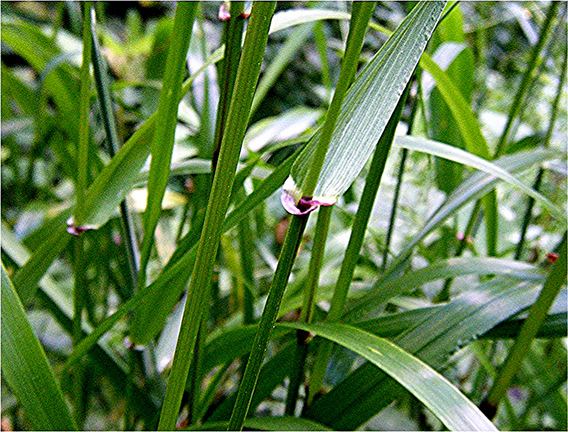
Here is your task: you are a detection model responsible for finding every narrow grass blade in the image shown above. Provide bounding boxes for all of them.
[308,86,409,405]
[307,278,542,428]
[285,322,497,431]
[383,149,557,279]
[396,135,565,223]
[251,23,313,115]
[1,264,77,431]
[138,2,197,285]
[346,257,544,320]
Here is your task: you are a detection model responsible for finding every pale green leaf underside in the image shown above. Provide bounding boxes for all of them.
[284,322,497,432]
[286,2,446,203]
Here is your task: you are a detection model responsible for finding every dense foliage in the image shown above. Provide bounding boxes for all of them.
[1,1,566,431]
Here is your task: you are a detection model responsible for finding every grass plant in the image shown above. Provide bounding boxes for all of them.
[1,2,566,431]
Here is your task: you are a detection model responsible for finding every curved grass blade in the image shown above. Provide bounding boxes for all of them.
[346,257,544,320]
[138,2,197,287]
[1,264,77,431]
[382,148,557,279]
[307,278,542,429]
[396,135,565,223]
[285,321,497,431]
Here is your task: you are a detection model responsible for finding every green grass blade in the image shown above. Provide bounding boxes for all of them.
[286,322,497,431]
[138,2,197,286]
[418,52,498,255]
[346,257,544,320]
[1,264,77,431]
[382,148,557,279]
[494,2,558,157]
[308,86,409,404]
[307,278,542,428]
[396,135,565,223]
[250,23,313,115]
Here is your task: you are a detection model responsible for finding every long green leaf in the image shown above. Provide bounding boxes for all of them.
[138,2,198,285]
[285,322,496,431]
[1,264,77,431]
[346,257,544,320]
[382,148,557,279]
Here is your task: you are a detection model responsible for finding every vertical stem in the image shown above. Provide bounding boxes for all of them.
[228,5,376,427]
[90,8,144,428]
[285,205,332,414]
[72,2,93,426]
[157,4,277,429]
[137,2,198,291]
[228,215,309,430]
[381,78,421,270]
[493,1,558,157]
[90,5,140,289]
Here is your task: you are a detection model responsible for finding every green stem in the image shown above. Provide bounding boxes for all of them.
[72,3,93,426]
[90,5,140,289]
[228,6,376,426]
[90,8,144,428]
[228,215,309,430]
[307,85,409,405]
[435,200,482,303]
[382,78,421,270]
[314,21,332,95]
[483,234,567,417]
[212,0,245,169]
[237,205,256,325]
[157,4,277,429]
[285,205,332,414]
[515,44,567,260]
